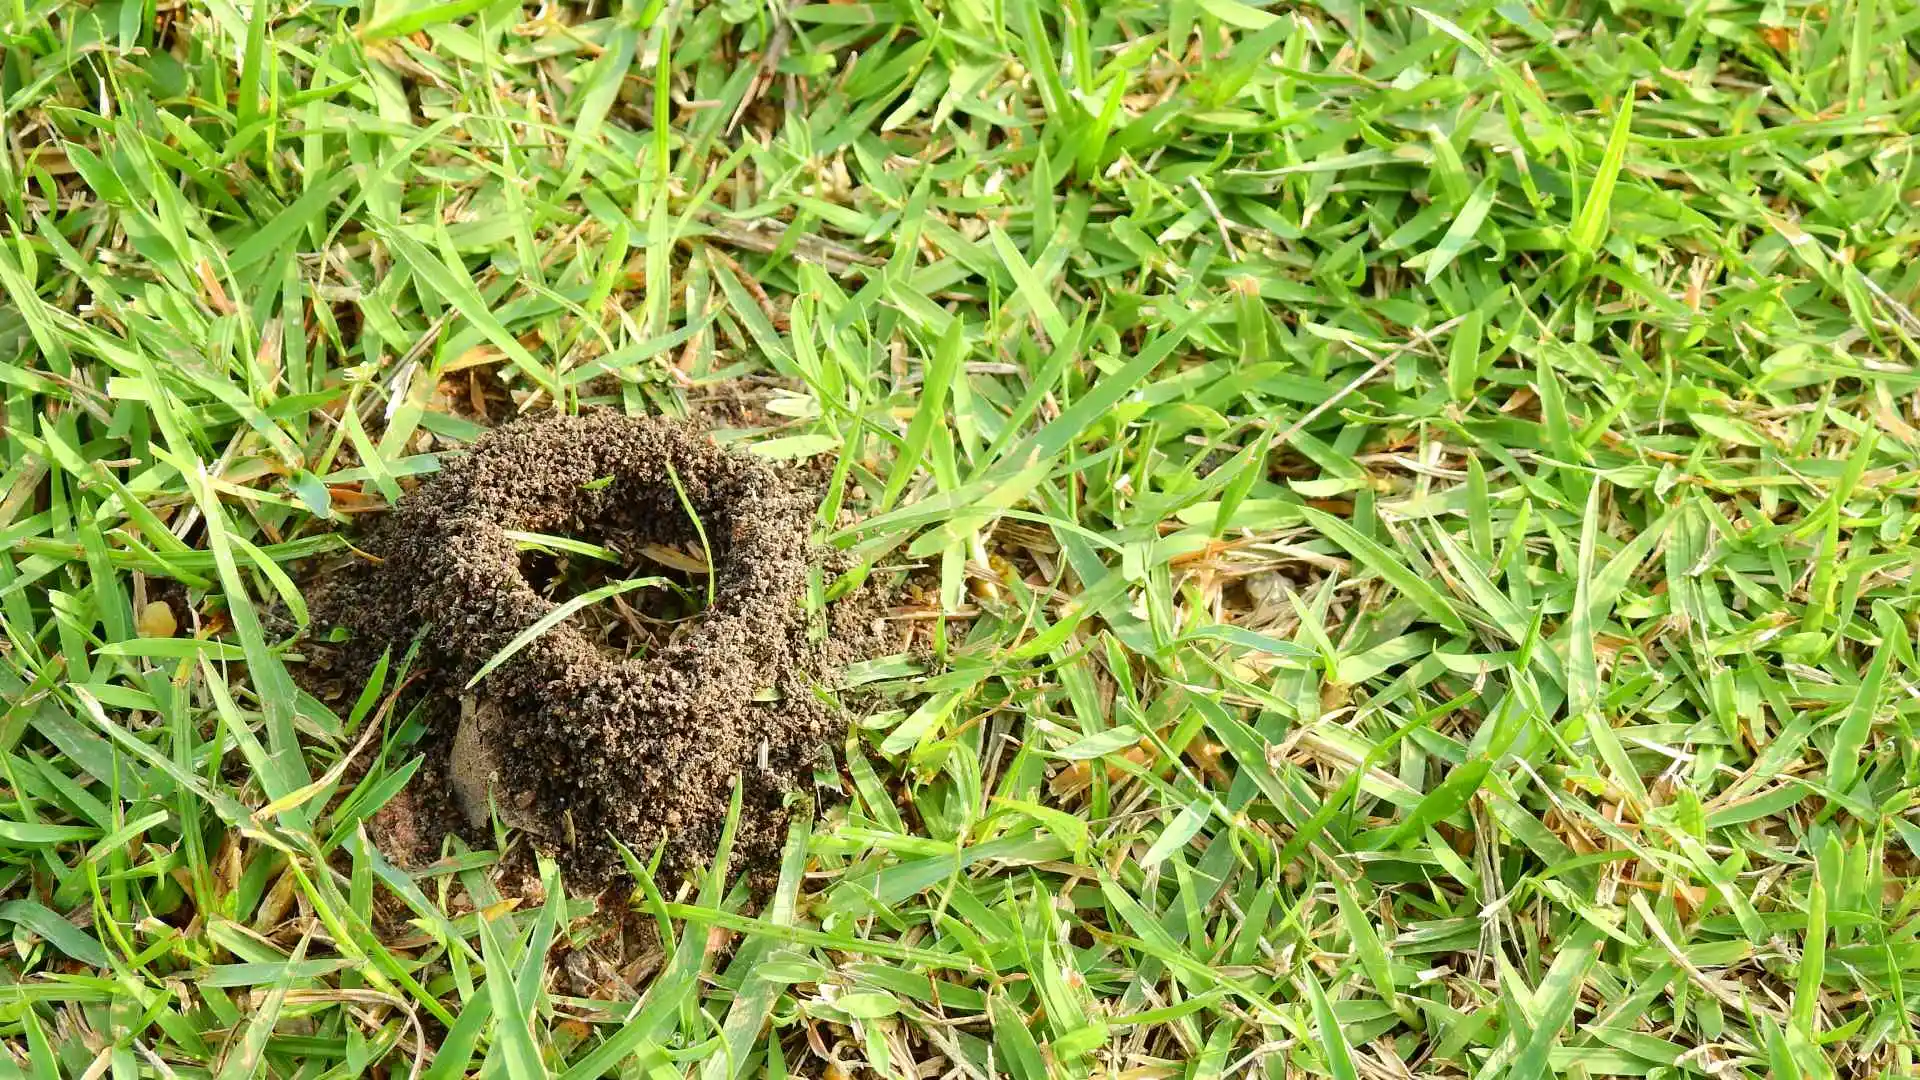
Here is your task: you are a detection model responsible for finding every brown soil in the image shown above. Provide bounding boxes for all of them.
[305,411,842,886]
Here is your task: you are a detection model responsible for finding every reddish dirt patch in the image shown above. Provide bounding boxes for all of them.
[306,411,840,886]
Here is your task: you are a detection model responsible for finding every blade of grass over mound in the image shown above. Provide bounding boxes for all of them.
[466,577,680,688]
[504,530,624,563]
[662,459,716,610]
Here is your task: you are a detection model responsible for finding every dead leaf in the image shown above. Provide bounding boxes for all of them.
[445,346,504,373]
[196,259,235,315]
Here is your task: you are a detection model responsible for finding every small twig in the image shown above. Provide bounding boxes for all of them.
[1187,176,1239,260]
[1268,314,1466,447]
[727,4,793,136]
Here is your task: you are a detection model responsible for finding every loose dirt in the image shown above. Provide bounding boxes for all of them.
[305,411,847,886]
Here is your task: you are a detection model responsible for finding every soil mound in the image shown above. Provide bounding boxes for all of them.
[307,411,835,885]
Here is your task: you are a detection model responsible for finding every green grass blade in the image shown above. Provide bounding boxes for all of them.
[466,577,679,689]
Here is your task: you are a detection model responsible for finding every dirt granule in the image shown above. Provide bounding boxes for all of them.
[306,411,838,886]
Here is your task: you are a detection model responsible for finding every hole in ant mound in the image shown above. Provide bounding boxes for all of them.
[514,539,713,660]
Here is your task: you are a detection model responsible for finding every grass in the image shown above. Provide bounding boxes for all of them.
[2,0,1920,1076]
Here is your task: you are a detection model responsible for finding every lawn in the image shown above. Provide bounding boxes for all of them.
[3,0,1920,1076]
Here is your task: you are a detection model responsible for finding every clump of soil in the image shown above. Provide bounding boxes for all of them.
[306,411,839,886]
